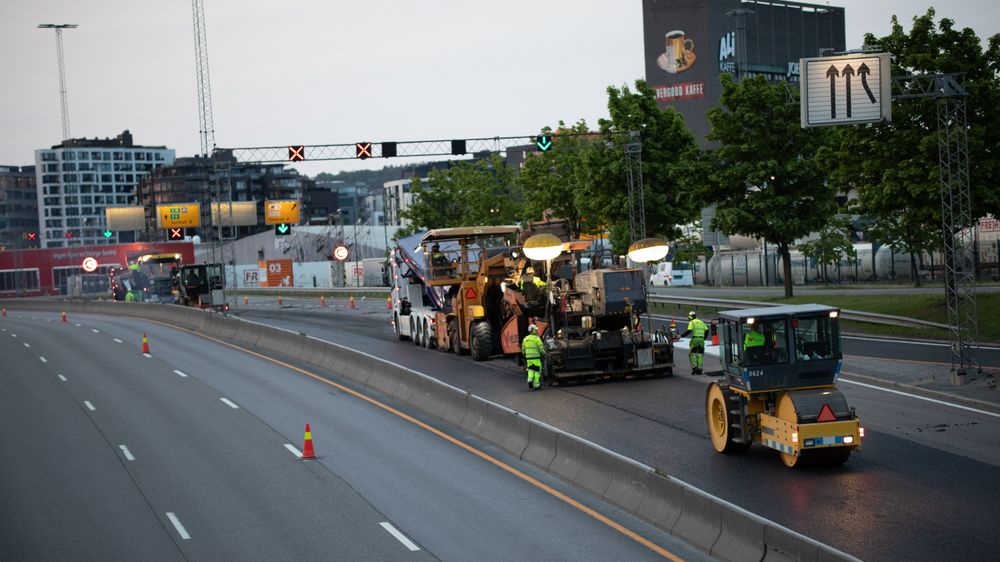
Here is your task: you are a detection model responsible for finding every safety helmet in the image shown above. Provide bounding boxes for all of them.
[431,243,440,251]
[528,324,538,333]
[526,266,535,275]
[688,311,697,319]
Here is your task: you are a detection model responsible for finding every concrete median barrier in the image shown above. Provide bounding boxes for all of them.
[549,432,586,483]
[521,421,558,470]
[479,402,530,459]
[460,395,489,436]
[363,356,402,396]
[602,454,650,513]
[570,437,615,498]
[712,505,766,562]
[672,487,723,555]
[636,473,684,532]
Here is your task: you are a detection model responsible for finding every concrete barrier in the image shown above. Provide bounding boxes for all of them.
[570,437,614,498]
[478,402,530,459]
[521,421,559,470]
[460,395,489,436]
[549,432,587,483]
[362,357,402,396]
[712,506,767,562]
[673,487,724,554]
[763,524,820,562]
[636,473,684,532]
[602,455,650,514]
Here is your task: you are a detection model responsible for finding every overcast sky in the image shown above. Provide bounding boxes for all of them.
[2,1,997,177]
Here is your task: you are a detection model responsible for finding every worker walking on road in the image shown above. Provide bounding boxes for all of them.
[680,311,708,374]
[522,324,545,390]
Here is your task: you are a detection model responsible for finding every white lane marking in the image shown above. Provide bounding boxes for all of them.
[23,342,30,348]
[46,319,51,323]
[219,397,239,409]
[75,323,81,327]
[84,401,96,411]
[0,328,4,331]
[91,329,100,333]
[142,353,152,359]
[119,445,135,461]
[40,357,47,363]
[165,512,191,540]
[10,333,16,338]
[113,338,123,343]
[379,522,420,551]
[58,374,67,382]
[842,334,1000,351]
[284,444,302,457]
[840,377,1000,419]
[30,317,36,320]
[173,369,189,378]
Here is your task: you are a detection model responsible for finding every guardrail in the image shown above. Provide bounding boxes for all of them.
[648,294,948,330]
[4,298,859,562]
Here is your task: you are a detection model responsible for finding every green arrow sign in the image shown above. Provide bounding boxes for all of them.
[275,223,291,236]
[102,230,113,238]
[536,135,553,152]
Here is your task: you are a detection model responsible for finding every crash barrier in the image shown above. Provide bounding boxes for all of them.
[5,299,859,562]
[649,294,947,330]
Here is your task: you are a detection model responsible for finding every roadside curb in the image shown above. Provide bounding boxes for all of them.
[840,371,1000,415]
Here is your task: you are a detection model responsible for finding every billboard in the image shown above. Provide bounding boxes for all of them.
[643,0,846,143]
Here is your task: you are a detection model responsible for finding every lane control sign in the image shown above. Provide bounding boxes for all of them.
[800,53,891,128]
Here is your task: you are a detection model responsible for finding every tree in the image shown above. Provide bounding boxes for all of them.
[692,74,839,297]
[595,80,700,253]
[400,154,522,231]
[819,9,1000,274]
[798,216,857,283]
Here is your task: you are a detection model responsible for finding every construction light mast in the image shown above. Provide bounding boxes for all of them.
[37,23,78,141]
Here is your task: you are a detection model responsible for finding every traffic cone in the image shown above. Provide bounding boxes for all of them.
[301,423,317,459]
[349,295,356,310]
[61,311,67,323]
[710,319,720,346]
[386,295,392,310]
[1,307,6,318]
[320,295,327,308]
[277,296,283,306]
[141,332,151,354]
[243,295,249,305]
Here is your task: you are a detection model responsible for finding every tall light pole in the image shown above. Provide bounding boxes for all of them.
[38,23,78,141]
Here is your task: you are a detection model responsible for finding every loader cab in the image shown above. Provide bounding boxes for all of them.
[718,304,842,392]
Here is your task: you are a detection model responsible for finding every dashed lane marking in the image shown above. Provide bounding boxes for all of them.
[119,445,135,461]
[165,512,190,540]
[173,370,188,378]
[84,401,96,411]
[379,522,421,552]
[219,398,239,409]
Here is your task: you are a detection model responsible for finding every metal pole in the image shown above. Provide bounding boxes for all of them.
[38,24,77,141]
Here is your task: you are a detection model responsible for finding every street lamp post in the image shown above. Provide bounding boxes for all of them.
[522,233,563,336]
[628,237,670,337]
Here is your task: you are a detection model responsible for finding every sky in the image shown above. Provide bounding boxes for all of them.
[2,1,998,178]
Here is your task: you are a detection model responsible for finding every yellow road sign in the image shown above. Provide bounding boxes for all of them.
[265,200,300,225]
[156,203,201,229]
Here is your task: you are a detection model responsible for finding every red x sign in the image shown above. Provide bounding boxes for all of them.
[288,145,305,162]
[169,228,184,240]
[27,232,37,241]
[355,142,372,159]
[65,232,74,239]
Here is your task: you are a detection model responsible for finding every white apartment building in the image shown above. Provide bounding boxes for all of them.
[383,177,416,231]
[34,130,174,248]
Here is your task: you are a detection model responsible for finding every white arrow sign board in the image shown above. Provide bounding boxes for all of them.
[800,53,891,127]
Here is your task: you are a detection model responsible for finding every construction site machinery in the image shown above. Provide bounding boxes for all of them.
[705,304,862,468]
[176,263,227,310]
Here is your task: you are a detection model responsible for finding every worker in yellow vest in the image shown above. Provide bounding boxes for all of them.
[522,324,545,390]
[680,311,708,374]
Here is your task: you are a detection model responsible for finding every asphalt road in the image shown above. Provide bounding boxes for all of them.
[0,312,707,561]
[233,304,1000,562]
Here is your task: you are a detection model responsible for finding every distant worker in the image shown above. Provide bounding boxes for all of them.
[680,311,708,375]
[519,266,547,291]
[430,243,449,275]
[522,324,545,390]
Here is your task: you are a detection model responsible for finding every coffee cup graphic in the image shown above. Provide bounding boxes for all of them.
[657,30,696,74]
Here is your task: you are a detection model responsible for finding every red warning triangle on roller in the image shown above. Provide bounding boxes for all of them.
[817,403,836,423]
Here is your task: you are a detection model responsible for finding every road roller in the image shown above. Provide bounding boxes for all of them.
[705,304,862,467]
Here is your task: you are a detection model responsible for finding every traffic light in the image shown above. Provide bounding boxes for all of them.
[102,230,114,239]
[275,223,291,236]
[451,139,466,155]
[381,142,397,158]
[25,232,37,241]
[288,145,305,162]
[355,142,372,159]
[536,135,553,152]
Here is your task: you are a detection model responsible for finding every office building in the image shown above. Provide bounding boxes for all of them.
[0,165,38,250]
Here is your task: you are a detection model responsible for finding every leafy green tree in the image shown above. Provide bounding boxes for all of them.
[819,9,1000,269]
[400,154,522,231]
[692,74,838,297]
[799,216,857,283]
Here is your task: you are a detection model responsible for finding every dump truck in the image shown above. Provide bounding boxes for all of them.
[705,304,862,467]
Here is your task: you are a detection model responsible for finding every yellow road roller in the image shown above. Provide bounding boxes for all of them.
[705,304,863,467]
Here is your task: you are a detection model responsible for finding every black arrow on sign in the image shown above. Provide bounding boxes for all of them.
[842,64,855,118]
[826,65,840,118]
[858,63,877,103]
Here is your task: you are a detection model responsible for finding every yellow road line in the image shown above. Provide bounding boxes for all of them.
[151,320,683,561]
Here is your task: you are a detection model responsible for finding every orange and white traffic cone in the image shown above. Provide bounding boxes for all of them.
[61,311,68,323]
[277,296,283,306]
[243,295,249,305]
[301,423,317,460]
[141,332,151,354]
[710,319,720,346]
[2,307,6,318]
[320,295,327,308]
[386,295,392,310]
[349,295,356,310]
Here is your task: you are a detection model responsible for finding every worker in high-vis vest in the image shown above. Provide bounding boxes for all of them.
[680,311,708,374]
[522,324,545,390]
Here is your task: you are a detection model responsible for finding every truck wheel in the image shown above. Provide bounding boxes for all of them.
[449,319,464,355]
[706,383,750,454]
[395,313,408,341]
[470,321,492,361]
[411,318,420,346]
[423,319,434,349]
